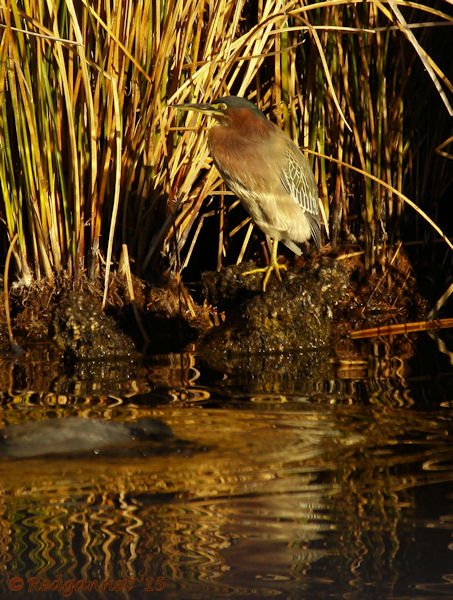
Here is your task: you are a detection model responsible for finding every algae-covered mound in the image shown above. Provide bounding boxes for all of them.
[52,291,136,359]
[200,256,349,357]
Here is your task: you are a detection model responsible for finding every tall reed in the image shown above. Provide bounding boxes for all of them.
[0,1,451,295]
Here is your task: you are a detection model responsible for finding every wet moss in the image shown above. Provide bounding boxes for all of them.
[51,291,137,360]
[200,256,350,358]
[0,247,429,369]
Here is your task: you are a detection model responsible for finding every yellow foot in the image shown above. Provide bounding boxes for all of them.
[242,261,288,292]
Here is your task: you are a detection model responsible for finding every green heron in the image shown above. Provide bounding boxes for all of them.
[175,96,323,291]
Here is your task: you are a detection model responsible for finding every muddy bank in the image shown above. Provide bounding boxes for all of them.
[196,256,346,381]
[0,249,427,373]
[196,250,427,386]
[0,272,211,360]
[201,256,349,353]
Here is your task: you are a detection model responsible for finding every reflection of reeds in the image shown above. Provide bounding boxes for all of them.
[0,1,451,293]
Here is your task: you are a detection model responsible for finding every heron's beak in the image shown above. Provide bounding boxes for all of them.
[173,102,224,118]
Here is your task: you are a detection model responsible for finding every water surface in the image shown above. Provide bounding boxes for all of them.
[0,332,452,599]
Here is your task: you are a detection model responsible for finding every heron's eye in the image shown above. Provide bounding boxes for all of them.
[217,102,228,111]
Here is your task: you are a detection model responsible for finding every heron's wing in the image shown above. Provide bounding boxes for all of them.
[280,148,322,248]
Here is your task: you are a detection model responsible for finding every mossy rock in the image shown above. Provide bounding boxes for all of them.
[52,291,136,360]
[200,257,349,360]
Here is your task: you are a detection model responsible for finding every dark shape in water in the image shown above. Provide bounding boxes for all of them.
[0,417,173,459]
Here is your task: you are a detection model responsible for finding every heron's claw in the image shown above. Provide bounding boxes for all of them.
[242,260,287,292]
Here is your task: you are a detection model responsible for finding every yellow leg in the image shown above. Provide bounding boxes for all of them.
[242,240,287,292]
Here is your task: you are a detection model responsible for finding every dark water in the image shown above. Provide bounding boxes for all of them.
[0,332,452,599]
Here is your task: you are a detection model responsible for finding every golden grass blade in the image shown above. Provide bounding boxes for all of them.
[294,14,351,132]
[63,0,97,199]
[386,0,453,115]
[306,149,453,253]
[102,76,122,309]
[236,222,255,266]
[429,281,453,319]
[435,135,453,160]
[0,0,450,301]
[3,233,18,347]
[79,0,152,84]
[351,318,453,340]
[0,23,81,46]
